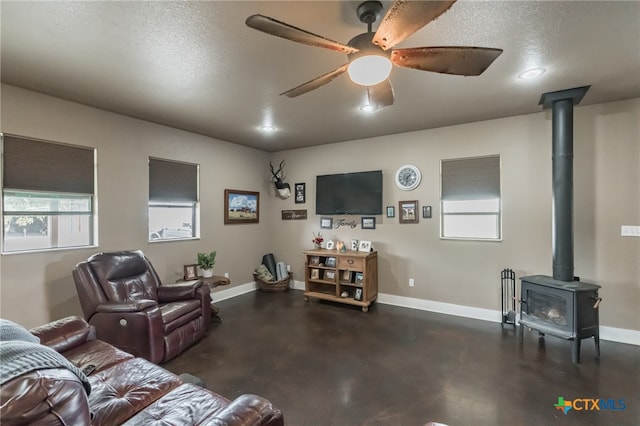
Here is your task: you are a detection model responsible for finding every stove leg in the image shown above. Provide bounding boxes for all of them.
[571,339,581,364]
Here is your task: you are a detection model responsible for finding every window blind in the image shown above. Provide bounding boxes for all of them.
[3,134,95,194]
[149,157,198,202]
[441,155,500,201]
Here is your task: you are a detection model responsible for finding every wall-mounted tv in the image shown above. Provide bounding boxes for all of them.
[316,170,382,215]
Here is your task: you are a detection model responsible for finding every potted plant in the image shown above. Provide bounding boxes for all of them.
[197,251,216,278]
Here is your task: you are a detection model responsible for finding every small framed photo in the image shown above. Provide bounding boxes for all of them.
[309,256,320,266]
[358,240,372,252]
[422,205,432,219]
[325,257,336,267]
[342,270,352,282]
[325,270,336,281]
[326,240,335,250]
[355,272,364,285]
[295,183,306,204]
[320,217,333,229]
[311,269,320,280]
[354,288,363,301]
[399,200,419,224]
[361,216,376,229]
[351,239,359,251]
[386,206,395,218]
[184,264,197,280]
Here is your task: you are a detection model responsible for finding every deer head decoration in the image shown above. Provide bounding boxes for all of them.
[270,160,291,199]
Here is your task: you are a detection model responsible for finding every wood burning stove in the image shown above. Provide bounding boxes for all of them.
[519,275,601,363]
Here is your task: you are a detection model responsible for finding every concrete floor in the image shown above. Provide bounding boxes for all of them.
[164,290,639,426]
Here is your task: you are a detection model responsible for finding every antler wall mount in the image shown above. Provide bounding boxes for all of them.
[246,0,503,110]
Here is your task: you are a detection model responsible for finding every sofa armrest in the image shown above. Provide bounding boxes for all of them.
[95,300,157,313]
[29,315,93,353]
[158,281,203,302]
[205,394,284,426]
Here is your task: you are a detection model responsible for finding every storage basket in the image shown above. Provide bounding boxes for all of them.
[253,273,291,292]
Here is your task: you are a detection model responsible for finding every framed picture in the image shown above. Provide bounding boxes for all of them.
[354,288,363,301]
[422,205,432,219]
[399,200,419,224]
[309,256,320,266]
[361,216,376,229]
[224,189,259,224]
[386,206,395,218]
[325,270,336,281]
[351,239,359,251]
[342,270,352,282]
[358,240,372,252]
[183,264,197,280]
[326,240,335,250]
[295,183,306,204]
[355,272,364,285]
[320,217,333,229]
[310,269,320,279]
[325,257,336,267]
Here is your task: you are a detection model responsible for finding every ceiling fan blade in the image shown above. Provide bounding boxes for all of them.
[246,15,357,54]
[366,80,394,109]
[372,0,457,50]
[280,64,349,98]
[391,46,503,76]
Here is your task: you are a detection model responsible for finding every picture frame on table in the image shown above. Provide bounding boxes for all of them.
[386,206,395,218]
[399,200,419,224]
[351,239,359,251]
[224,189,259,224]
[355,272,364,284]
[325,257,336,267]
[295,183,306,204]
[325,270,336,281]
[354,288,363,301]
[309,256,320,266]
[358,240,372,252]
[184,264,197,280]
[342,270,352,282]
[361,216,376,229]
[320,217,333,229]
[310,269,320,280]
[326,240,335,250]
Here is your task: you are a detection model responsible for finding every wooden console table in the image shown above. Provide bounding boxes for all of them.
[175,275,230,322]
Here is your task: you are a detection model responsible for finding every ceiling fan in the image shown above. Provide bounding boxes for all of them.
[246,0,503,110]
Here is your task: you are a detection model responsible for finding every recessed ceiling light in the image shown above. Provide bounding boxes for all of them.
[360,104,376,112]
[518,67,546,80]
[260,125,276,132]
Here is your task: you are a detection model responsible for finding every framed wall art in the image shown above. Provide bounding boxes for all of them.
[386,206,395,218]
[295,183,306,204]
[422,205,432,219]
[224,189,259,224]
[320,217,333,229]
[399,200,418,224]
[361,216,376,229]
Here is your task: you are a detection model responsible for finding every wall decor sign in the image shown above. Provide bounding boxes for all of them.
[281,209,308,220]
[224,189,259,224]
[399,200,419,224]
[294,183,306,204]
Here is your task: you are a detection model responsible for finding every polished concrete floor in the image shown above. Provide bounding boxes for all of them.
[164,290,639,426]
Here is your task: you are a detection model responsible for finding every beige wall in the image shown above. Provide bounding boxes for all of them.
[1,84,638,332]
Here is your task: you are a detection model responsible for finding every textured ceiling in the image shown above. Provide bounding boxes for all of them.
[2,1,639,152]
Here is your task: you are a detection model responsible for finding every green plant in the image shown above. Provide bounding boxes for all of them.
[197,251,216,270]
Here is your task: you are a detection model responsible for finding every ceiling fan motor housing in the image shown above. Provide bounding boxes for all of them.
[357,1,384,25]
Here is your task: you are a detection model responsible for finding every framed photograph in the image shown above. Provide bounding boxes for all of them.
[325,270,336,281]
[310,269,320,280]
[355,272,364,285]
[320,217,333,229]
[325,257,336,267]
[295,183,306,204]
[342,270,352,282]
[325,240,335,250]
[224,189,259,224]
[386,206,395,218]
[183,264,197,280]
[399,200,419,224]
[361,216,376,229]
[351,239,359,251]
[309,256,320,266]
[422,205,432,219]
[358,240,372,252]
[354,288,363,301]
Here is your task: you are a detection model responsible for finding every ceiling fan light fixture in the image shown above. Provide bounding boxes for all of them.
[348,55,392,86]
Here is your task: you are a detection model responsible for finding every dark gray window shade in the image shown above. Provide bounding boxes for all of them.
[149,158,198,202]
[441,155,500,201]
[3,134,95,194]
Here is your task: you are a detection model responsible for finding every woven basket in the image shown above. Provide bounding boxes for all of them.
[254,273,291,292]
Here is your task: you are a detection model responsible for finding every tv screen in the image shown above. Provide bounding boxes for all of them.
[316,170,382,215]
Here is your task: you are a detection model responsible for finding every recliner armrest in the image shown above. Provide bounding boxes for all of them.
[206,394,284,426]
[95,300,157,313]
[29,316,93,352]
[158,281,203,302]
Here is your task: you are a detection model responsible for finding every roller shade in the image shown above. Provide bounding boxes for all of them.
[3,134,95,194]
[441,155,500,201]
[149,157,198,202]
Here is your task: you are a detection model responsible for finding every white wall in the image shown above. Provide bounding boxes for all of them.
[2,84,638,335]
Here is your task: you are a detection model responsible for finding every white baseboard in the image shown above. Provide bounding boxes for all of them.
[211,282,639,346]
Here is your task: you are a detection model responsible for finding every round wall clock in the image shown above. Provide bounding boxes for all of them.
[395,165,421,191]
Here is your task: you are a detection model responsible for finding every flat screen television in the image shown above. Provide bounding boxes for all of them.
[316,170,382,215]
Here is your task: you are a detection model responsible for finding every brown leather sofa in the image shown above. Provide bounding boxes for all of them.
[0,316,284,425]
[73,250,210,363]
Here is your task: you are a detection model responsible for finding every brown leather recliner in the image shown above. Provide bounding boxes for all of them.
[72,250,211,364]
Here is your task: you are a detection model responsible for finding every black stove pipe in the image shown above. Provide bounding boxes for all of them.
[539,86,590,282]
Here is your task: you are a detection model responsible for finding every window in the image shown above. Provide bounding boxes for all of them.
[149,158,199,241]
[2,134,96,253]
[441,155,501,240]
